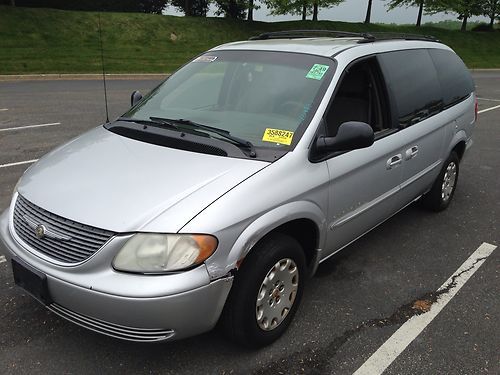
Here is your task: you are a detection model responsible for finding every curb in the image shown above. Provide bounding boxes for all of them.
[0,69,498,82]
[0,73,169,81]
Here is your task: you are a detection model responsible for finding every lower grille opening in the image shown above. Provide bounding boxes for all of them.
[48,303,175,342]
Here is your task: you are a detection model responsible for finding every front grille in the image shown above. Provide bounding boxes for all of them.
[48,304,175,342]
[13,195,115,264]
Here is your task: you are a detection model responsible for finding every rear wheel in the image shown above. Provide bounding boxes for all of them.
[220,233,306,347]
[422,151,459,211]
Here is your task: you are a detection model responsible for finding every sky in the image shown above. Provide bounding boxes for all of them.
[165,0,487,25]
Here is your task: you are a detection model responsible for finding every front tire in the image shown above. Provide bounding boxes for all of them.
[220,233,306,348]
[422,151,459,211]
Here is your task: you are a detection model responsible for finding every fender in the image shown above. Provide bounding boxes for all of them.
[207,200,328,280]
[448,129,468,156]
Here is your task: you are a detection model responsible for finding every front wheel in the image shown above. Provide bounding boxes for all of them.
[220,233,306,347]
[422,151,459,211]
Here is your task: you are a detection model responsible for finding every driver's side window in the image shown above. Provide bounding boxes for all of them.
[325,58,388,137]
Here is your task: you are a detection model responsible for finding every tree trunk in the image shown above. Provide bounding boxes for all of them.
[461,14,468,32]
[416,0,423,27]
[248,0,253,21]
[185,0,193,16]
[313,1,318,21]
[302,4,307,21]
[10,0,15,6]
[364,0,372,24]
[489,1,497,30]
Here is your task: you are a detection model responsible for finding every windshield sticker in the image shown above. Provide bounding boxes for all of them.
[262,128,294,146]
[193,55,218,63]
[306,64,329,80]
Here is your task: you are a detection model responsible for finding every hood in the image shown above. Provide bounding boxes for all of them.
[17,126,268,233]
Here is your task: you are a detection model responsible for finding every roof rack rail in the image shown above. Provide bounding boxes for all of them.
[248,30,440,44]
[249,30,375,41]
[357,32,440,43]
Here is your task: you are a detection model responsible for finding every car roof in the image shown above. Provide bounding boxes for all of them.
[211,38,360,57]
[211,37,446,58]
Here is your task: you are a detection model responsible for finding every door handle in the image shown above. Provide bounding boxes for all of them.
[405,146,419,160]
[386,154,402,169]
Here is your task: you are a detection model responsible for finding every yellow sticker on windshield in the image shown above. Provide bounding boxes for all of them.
[262,128,294,146]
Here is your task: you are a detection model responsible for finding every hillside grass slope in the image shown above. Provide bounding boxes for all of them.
[1,6,499,74]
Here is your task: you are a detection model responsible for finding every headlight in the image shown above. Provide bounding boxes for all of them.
[113,233,218,273]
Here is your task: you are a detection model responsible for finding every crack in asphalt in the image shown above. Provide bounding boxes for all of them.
[252,256,488,375]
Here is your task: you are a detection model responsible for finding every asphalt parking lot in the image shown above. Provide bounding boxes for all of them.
[0,72,498,374]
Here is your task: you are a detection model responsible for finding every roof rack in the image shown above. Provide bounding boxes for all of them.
[249,30,374,41]
[358,32,440,43]
[248,30,440,44]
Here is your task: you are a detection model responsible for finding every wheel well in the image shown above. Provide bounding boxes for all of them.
[452,141,466,161]
[269,219,319,267]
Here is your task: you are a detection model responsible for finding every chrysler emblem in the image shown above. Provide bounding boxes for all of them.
[22,215,72,241]
[35,224,47,239]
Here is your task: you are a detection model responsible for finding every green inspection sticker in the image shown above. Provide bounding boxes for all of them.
[306,64,329,80]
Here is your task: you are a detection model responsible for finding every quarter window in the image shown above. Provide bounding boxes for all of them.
[429,49,474,108]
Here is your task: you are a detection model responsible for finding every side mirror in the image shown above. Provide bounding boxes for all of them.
[131,90,143,107]
[316,121,374,153]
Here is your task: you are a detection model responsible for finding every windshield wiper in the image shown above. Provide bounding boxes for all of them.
[150,117,257,158]
[117,117,181,131]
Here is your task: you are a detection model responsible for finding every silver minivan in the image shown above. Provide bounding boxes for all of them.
[0,31,476,347]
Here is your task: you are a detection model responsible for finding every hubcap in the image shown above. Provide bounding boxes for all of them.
[256,258,299,331]
[441,162,457,202]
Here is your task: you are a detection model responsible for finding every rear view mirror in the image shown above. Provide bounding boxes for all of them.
[131,90,143,107]
[316,121,374,153]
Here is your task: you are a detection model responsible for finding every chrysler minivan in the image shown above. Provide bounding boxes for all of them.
[0,31,475,347]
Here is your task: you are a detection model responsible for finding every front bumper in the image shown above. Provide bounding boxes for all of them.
[0,209,233,342]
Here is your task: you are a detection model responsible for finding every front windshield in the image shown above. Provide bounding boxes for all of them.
[123,50,335,149]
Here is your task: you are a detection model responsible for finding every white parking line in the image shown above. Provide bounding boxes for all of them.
[353,242,497,375]
[478,104,500,114]
[477,97,500,102]
[0,159,39,169]
[0,122,60,132]
[0,256,6,264]
[0,108,8,111]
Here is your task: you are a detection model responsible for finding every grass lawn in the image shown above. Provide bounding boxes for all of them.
[1,6,499,74]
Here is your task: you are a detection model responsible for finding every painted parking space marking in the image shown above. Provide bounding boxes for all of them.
[0,108,8,111]
[478,104,500,114]
[0,159,38,169]
[0,256,6,264]
[0,122,60,132]
[477,97,500,102]
[353,242,497,375]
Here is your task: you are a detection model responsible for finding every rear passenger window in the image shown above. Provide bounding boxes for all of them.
[429,49,474,107]
[378,50,443,128]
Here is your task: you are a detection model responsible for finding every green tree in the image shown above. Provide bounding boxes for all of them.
[427,0,485,31]
[263,0,345,21]
[387,0,434,27]
[170,0,211,16]
[214,0,248,19]
[140,0,169,14]
[483,0,500,28]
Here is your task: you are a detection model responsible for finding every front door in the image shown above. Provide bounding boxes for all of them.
[321,57,404,257]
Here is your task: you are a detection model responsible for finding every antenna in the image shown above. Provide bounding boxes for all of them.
[98,13,110,123]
